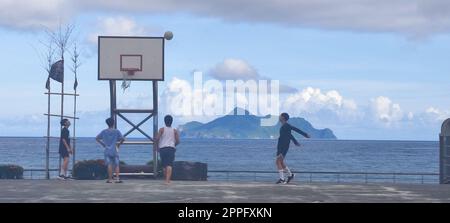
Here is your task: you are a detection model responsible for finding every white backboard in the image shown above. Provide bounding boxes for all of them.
[98,36,164,80]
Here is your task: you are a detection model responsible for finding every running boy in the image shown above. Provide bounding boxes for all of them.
[276,113,310,184]
[154,115,180,185]
[96,117,125,183]
[58,119,72,180]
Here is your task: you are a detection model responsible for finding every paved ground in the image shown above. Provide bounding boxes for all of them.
[1,180,450,203]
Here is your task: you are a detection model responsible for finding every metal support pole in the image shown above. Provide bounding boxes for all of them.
[153,80,158,178]
[72,87,77,172]
[109,80,117,127]
[59,70,64,174]
[440,135,444,184]
[46,87,50,179]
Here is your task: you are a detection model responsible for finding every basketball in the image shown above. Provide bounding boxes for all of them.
[164,31,173,40]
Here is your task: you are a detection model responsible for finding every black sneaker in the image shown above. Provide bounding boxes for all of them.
[276,178,285,184]
[57,175,66,180]
[286,173,295,184]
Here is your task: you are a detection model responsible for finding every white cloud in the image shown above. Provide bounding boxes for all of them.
[163,80,443,131]
[163,77,193,117]
[407,112,414,121]
[208,58,297,93]
[281,90,446,131]
[369,96,404,126]
[209,58,259,80]
[79,0,450,36]
[161,81,448,137]
[283,87,360,122]
[162,76,274,122]
[5,1,449,36]
[0,0,74,30]
[88,16,148,44]
[370,96,403,125]
[419,107,449,123]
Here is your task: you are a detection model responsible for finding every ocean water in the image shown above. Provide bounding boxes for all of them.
[0,137,439,182]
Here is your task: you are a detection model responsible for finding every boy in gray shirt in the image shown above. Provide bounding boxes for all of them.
[96,117,125,183]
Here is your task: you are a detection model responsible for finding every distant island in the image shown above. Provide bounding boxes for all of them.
[178,108,337,139]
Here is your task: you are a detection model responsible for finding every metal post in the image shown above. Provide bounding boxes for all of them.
[440,134,444,184]
[59,59,64,174]
[439,119,450,184]
[109,80,117,126]
[46,87,50,179]
[152,80,158,178]
[72,87,77,172]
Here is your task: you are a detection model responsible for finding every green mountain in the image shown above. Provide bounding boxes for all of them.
[178,108,337,139]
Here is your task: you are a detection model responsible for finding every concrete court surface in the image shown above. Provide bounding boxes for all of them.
[1,180,450,203]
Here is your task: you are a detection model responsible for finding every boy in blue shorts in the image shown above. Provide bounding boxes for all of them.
[96,117,125,183]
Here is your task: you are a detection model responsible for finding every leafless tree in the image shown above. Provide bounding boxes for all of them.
[70,43,81,78]
[33,34,56,88]
[46,23,75,61]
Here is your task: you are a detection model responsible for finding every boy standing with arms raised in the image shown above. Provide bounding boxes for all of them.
[276,113,310,184]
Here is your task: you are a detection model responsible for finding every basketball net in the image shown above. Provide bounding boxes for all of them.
[121,71,133,91]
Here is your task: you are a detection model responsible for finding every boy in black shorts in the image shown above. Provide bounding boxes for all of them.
[58,119,73,180]
[276,113,310,184]
[154,115,180,185]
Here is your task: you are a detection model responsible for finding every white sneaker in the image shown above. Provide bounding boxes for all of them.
[286,173,295,184]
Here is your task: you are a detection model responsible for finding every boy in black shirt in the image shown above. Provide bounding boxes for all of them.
[58,119,73,180]
[276,113,310,184]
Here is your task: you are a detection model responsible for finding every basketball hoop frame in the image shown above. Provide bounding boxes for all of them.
[120,54,143,74]
[98,36,164,81]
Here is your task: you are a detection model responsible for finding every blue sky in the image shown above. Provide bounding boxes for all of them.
[0,1,450,140]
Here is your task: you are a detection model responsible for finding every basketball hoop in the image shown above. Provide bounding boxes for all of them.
[119,54,142,91]
[121,69,137,91]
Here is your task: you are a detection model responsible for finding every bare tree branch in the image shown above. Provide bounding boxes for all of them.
[46,23,75,60]
[33,31,56,74]
[70,43,82,75]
